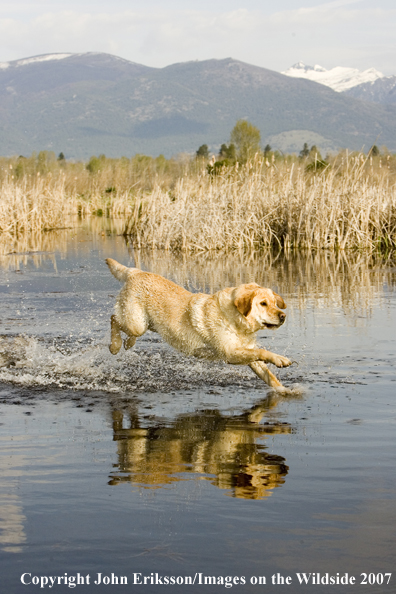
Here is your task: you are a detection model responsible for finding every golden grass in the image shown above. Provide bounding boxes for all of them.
[1,152,396,252]
[0,176,71,234]
[125,155,396,252]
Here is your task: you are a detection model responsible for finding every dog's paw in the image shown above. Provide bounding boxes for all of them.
[272,355,292,368]
[124,336,136,351]
[271,384,288,394]
[109,338,122,355]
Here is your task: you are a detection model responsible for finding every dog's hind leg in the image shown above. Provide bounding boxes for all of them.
[124,335,137,350]
[121,301,148,351]
[110,315,126,355]
[109,316,139,353]
[249,361,283,390]
[110,295,148,355]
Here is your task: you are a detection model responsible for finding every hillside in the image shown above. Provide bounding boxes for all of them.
[1,52,396,158]
[344,76,396,105]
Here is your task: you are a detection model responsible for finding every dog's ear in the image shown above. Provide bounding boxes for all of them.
[233,286,257,317]
[273,291,287,309]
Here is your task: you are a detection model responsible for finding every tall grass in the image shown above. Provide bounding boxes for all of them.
[125,154,396,251]
[1,151,396,251]
[0,176,71,234]
[0,152,193,234]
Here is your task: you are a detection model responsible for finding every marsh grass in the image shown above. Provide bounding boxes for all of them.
[125,154,396,252]
[0,177,70,234]
[1,151,396,252]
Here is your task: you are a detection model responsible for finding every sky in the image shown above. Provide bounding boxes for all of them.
[0,0,395,74]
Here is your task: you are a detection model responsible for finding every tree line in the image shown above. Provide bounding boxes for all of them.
[196,120,384,172]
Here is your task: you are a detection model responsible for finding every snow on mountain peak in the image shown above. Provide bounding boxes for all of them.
[282,63,384,92]
[16,54,74,67]
[292,62,326,73]
[0,53,74,70]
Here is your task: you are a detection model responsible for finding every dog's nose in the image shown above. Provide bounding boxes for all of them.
[279,312,286,322]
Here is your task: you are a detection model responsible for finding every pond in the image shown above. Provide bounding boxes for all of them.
[0,219,395,592]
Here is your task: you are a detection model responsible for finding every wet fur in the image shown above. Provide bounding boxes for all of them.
[106,258,292,390]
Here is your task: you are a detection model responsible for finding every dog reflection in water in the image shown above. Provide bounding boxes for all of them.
[106,259,293,391]
[108,395,292,500]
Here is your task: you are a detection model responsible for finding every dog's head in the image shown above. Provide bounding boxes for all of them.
[232,283,287,331]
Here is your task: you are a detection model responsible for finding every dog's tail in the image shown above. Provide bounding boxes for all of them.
[106,258,138,283]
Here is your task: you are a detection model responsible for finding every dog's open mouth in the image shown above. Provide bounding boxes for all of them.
[262,322,281,329]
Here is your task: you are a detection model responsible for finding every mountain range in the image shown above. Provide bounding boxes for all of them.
[1,52,396,159]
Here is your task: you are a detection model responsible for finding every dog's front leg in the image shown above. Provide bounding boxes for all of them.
[262,350,292,368]
[249,361,283,389]
[225,347,291,367]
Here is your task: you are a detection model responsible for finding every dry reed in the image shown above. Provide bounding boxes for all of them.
[0,176,73,234]
[1,152,396,252]
[125,155,396,252]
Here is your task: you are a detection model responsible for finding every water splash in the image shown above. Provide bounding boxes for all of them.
[0,334,260,394]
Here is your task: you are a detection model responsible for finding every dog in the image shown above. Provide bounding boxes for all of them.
[106,258,292,390]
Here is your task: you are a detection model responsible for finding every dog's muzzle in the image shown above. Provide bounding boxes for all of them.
[262,313,286,329]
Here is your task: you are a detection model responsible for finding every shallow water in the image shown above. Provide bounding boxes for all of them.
[1,220,395,592]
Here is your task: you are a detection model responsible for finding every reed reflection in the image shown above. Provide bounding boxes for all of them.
[132,248,396,313]
[0,216,126,269]
[109,395,293,500]
[0,439,27,553]
[1,217,395,315]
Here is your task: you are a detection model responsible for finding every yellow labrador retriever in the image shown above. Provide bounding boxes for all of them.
[106,258,292,390]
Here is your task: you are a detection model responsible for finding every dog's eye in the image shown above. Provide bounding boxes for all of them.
[260,301,267,307]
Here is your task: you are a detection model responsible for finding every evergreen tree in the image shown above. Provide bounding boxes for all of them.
[299,143,310,158]
[196,144,209,159]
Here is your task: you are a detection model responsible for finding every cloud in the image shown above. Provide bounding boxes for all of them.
[0,4,395,73]
[0,9,265,63]
[269,1,386,26]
